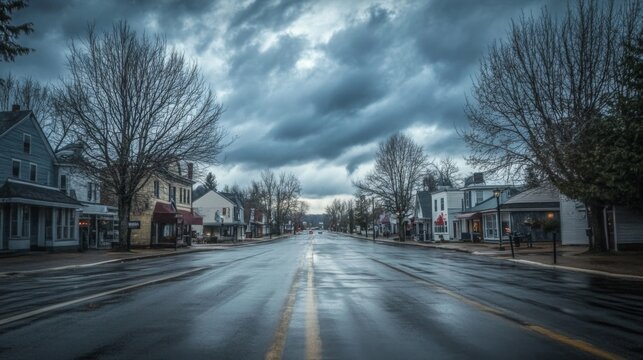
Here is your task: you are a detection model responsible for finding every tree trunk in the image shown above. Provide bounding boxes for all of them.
[587,202,607,252]
[117,198,131,251]
[398,216,405,242]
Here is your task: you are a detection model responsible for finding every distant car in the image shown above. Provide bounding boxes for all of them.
[309,230,314,234]
[318,231,323,234]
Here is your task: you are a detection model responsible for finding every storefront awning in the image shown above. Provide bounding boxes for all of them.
[455,212,481,220]
[152,202,178,223]
[178,209,203,225]
[153,202,203,225]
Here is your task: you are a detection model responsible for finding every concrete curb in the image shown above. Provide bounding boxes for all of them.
[0,235,292,277]
[507,259,643,281]
[343,232,643,281]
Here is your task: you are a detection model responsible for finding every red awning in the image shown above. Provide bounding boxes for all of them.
[152,202,178,223]
[153,202,203,225]
[178,209,203,225]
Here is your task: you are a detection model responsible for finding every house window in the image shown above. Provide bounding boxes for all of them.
[434,224,447,233]
[153,180,160,198]
[29,163,37,181]
[484,214,498,238]
[23,134,31,154]
[476,191,484,204]
[187,191,190,204]
[12,159,20,178]
[88,183,93,201]
[9,205,30,238]
[55,208,75,240]
[222,207,227,216]
[45,208,53,241]
[440,198,444,211]
[59,174,67,192]
[179,188,184,203]
[434,199,437,211]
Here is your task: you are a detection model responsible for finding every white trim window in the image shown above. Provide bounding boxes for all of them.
[56,208,75,240]
[484,214,498,238]
[434,224,447,233]
[10,205,30,238]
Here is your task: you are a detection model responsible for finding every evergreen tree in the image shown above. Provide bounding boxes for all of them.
[0,0,33,62]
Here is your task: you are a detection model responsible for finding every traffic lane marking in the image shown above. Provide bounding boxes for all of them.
[0,267,208,327]
[371,258,622,360]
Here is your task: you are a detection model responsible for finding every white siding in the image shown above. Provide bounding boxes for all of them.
[560,195,588,245]
[614,207,643,245]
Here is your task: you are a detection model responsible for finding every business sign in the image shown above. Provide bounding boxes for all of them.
[128,221,141,229]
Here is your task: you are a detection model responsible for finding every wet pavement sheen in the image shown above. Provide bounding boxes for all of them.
[1,232,641,359]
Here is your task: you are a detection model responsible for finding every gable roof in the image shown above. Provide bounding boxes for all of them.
[219,192,243,207]
[502,185,560,209]
[0,110,58,163]
[416,191,431,218]
[0,110,32,136]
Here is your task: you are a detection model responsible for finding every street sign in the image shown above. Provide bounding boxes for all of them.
[128,221,141,229]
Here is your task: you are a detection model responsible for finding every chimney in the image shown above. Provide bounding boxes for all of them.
[187,162,193,180]
[12,104,20,112]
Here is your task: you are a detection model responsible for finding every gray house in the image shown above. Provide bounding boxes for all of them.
[413,191,432,241]
[0,108,81,251]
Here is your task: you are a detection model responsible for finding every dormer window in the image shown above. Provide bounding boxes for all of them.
[23,134,31,154]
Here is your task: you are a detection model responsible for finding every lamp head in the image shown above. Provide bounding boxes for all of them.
[493,188,501,198]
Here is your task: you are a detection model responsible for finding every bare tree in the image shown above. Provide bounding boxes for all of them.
[354,133,429,241]
[431,157,461,188]
[54,22,227,250]
[275,171,302,234]
[325,198,346,232]
[463,1,640,251]
[0,74,74,151]
[291,201,309,232]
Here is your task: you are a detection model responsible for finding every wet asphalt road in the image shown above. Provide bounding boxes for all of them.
[1,232,642,359]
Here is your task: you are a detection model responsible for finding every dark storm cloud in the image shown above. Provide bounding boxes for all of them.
[226,0,312,49]
[228,34,306,77]
[8,0,218,81]
[5,0,566,198]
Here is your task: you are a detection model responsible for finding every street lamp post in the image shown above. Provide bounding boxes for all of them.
[372,197,376,241]
[493,189,505,251]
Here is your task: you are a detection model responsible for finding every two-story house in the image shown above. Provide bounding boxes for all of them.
[0,107,81,251]
[431,187,464,241]
[128,163,202,247]
[56,143,118,249]
[413,191,432,241]
[193,190,245,242]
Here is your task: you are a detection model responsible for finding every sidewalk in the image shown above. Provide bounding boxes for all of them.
[0,236,289,275]
[347,233,643,280]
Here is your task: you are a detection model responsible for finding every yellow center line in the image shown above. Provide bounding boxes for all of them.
[371,258,623,360]
[265,244,306,360]
[306,243,322,360]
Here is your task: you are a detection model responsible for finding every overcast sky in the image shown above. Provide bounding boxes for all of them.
[9,0,564,213]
